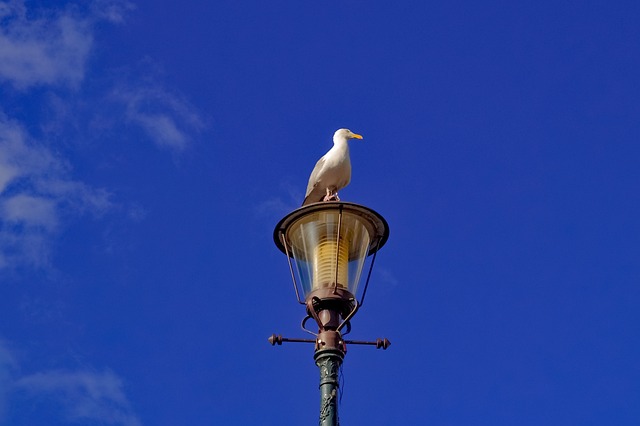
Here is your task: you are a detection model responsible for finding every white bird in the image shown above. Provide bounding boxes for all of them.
[302,128,363,206]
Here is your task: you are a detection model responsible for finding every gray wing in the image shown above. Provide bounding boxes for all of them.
[302,156,326,205]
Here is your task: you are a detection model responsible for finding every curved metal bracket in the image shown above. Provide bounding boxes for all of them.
[306,296,323,327]
[336,298,359,332]
[341,320,352,336]
[301,315,318,337]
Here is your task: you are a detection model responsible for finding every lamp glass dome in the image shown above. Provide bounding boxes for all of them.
[275,203,389,301]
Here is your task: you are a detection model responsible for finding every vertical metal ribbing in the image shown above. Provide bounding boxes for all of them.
[333,206,343,295]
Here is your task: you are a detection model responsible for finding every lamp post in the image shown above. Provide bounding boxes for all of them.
[270,201,390,425]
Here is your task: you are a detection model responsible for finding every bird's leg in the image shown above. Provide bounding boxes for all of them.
[323,187,333,202]
[323,187,340,202]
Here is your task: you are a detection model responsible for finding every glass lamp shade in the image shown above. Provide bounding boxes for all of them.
[274,202,389,301]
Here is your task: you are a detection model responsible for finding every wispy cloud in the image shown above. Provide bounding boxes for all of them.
[91,0,136,25]
[0,0,206,268]
[0,0,92,89]
[255,181,303,218]
[0,340,16,420]
[0,114,111,268]
[375,266,399,290]
[113,85,206,150]
[2,194,59,231]
[15,369,141,426]
[0,339,140,426]
[1,0,204,150]
[0,0,135,89]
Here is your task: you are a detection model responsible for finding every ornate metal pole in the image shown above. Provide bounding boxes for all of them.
[310,300,346,426]
[307,298,350,426]
[315,348,343,426]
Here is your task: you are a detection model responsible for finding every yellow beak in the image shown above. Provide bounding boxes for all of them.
[350,133,363,140]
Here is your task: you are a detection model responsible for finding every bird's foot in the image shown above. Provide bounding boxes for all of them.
[323,192,340,202]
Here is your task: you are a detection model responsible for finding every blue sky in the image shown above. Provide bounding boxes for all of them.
[1,0,639,424]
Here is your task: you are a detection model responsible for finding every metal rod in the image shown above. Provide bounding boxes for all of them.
[269,334,390,350]
[333,205,343,295]
[280,337,316,344]
[359,238,381,307]
[281,232,304,304]
[268,334,316,346]
[344,338,391,350]
[343,339,379,345]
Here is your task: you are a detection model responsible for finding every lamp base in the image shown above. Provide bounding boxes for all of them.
[306,288,355,321]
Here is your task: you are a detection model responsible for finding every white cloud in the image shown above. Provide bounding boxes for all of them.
[0,0,135,89]
[2,194,58,230]
[91,0,136,24]
[0,114,112,268]
[1,0,204,151]
[0,0,93,89]
[0,0,203,267]
[0,118,60,193]
[15,369,141,426]
[0,340,140,426]
[0,340,16,420]
[114,85,206,150]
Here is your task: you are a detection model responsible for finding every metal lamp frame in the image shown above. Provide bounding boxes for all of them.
[271,201,391,426]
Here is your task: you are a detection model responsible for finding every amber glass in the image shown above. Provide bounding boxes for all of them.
[287,210,371,298]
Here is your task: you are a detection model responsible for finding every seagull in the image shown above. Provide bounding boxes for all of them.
[302,128,363,206]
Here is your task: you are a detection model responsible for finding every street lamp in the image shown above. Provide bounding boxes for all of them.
[270,201,390,425]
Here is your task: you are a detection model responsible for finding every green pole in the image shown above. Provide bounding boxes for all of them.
[315,348,344,426]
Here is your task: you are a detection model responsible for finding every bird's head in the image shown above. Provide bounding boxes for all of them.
[334,128,363,142]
